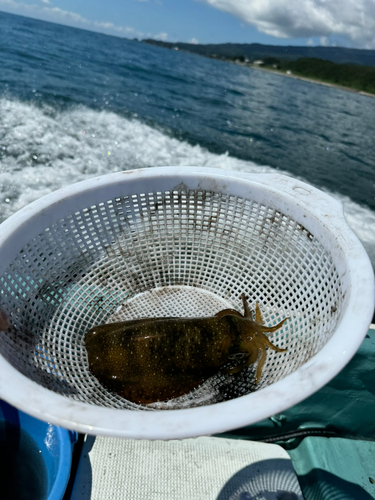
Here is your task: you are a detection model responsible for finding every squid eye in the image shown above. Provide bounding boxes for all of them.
[228,353,247,360]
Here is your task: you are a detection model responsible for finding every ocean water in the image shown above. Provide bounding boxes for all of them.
[0,11,375,267]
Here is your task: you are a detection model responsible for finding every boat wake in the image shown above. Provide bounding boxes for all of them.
[1,97,374,268]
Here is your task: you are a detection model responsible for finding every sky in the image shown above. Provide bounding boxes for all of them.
[0,0,375,49]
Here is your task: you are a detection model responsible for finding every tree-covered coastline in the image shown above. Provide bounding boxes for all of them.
[144,40,375,96]
[255,57,375,95]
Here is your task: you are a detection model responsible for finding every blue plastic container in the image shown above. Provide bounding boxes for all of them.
[0,399,77,500]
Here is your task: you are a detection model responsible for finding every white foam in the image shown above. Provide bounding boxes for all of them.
[1,97,374,267]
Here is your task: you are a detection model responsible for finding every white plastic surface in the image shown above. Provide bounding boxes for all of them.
[71,436,303,500]
[0,167,373,438]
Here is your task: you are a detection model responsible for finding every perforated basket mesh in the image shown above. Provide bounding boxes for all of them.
[0,169,344,412]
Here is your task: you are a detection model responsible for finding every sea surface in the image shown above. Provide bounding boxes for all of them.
[0,11,375,267]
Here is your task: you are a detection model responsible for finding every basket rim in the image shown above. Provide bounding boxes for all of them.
[0,167,373,438]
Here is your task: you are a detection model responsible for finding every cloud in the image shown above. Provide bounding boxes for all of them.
[319,36,337,47]
[43,6,89,24]
[188,37,199,44]
[0,0,26,7]
[153,32,168,41]
[93,21,139,35]
[0,0,147,39]
[201,0,375,49]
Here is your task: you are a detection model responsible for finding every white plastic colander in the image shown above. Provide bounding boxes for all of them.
[0,167,373,439]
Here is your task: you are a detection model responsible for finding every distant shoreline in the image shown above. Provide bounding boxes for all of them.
[238,62,375,98]
[143,40,375,98]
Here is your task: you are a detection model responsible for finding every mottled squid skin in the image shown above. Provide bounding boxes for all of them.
[85,294,288,404]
